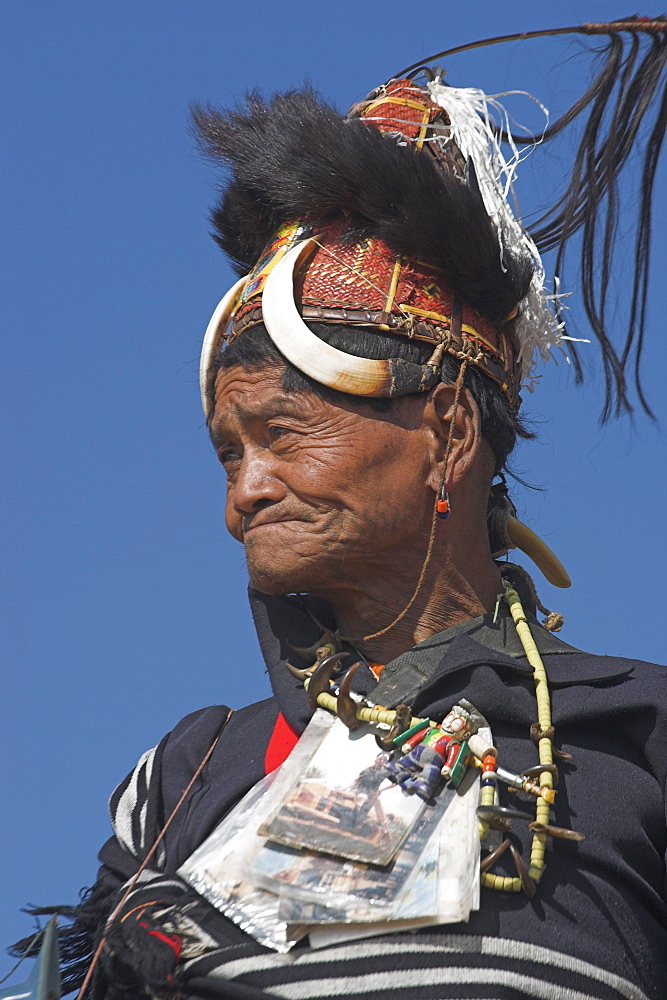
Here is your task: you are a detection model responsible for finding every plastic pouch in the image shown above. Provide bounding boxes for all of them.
[253,782,456,925]
[308,766,481,949]
[179,708,487,951]
[260,718,426,865]
[177,710,335,952]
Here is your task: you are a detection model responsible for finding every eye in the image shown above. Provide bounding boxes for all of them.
[268,423,295,444]
[217,446,241,470]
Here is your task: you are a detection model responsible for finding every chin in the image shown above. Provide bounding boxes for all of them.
[243,526,330,595]
[245,547,348,599]
[245,555,319,597]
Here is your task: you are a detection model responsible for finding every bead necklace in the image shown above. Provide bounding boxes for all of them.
[300,580,582,897]
[479,581,557,894]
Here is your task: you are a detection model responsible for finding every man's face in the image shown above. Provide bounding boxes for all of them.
[210,362,436,597]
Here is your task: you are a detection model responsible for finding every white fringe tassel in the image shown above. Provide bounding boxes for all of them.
[426,81,567,384]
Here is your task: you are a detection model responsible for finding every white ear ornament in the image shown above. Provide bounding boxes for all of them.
[506,516,571,589]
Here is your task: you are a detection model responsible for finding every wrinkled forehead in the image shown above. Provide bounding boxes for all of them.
[209,356,427,438]
[209,362,305,431]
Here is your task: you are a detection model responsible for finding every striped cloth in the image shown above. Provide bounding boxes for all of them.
[104,704,654,1000]
[182,931,650,999]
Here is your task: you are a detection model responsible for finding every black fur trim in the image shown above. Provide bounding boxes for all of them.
[10,878,119,997]
[192,89,533,324]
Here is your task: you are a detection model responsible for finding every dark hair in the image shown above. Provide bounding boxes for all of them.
[214,323,533,473]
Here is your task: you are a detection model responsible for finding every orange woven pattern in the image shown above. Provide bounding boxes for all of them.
[351,78,466,176]
[351,78,444,142]
[296,229,500,349]
[230,223,518,401]
[299,235,398,314]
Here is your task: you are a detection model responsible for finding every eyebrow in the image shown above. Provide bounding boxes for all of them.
[209,392,309,442]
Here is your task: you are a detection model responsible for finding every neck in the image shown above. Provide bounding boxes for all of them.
[330,542,502,665]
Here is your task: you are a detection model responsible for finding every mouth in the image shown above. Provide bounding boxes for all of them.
[242,517,299,539]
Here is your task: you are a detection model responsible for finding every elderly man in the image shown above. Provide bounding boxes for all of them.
[22,36,667,1000]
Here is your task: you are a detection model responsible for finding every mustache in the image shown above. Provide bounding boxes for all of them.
[242,508,319,536]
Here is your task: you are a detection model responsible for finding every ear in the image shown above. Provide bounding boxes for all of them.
[422,382,483,493]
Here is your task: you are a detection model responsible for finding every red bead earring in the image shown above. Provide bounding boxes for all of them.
[437,484,451,519]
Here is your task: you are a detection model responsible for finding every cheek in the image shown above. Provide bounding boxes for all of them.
[350,456,431,533]
[278,444,363,506]
[302,431,427,498]
[224,485,244,541]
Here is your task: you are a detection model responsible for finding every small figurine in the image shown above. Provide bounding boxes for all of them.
[384,702,480,801]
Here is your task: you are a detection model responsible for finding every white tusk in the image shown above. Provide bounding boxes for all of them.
[506,516,571,589]
[199,275,249,417]
[262,240,394,396]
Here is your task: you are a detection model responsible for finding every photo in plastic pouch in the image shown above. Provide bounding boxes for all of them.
[308,767,482,949]
[260,719,425,865]
[252,783,456,924]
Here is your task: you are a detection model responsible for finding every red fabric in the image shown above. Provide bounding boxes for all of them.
[139,924,183,961]
[264,711,300,774]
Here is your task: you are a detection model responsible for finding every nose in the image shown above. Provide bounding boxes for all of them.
[229,448,286,516]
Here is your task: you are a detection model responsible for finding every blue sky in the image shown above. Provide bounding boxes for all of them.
[2,0,666,973]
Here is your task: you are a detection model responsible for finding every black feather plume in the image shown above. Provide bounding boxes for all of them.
[485,22,667,419]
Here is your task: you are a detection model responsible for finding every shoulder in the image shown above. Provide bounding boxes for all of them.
[124,697,281,792]
[540,643,667,782]
[161,698,278,759]
[542,638,667,688]
[109,704,232,813]
[540,637,667,724]
[108,697,282,869]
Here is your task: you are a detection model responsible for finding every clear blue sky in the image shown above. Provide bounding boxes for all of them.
[2,0,666,973]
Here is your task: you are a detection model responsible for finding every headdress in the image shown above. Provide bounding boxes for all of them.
[196,79,536,414]
[196,17,667,423]
[194,19,667,589]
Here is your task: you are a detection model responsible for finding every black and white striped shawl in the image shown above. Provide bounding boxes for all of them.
[18,590,667,1000]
